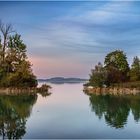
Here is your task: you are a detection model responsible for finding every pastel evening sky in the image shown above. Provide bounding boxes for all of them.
[0,1,140,78]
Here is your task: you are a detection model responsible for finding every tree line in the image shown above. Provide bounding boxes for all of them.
[87,50,140,87]
[0,21,37,87]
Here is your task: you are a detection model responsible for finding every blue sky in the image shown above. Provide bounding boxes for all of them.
[0,1,140,78]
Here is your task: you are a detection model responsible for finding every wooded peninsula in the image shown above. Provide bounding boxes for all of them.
[0,21,50,94]
[85,50,140,95]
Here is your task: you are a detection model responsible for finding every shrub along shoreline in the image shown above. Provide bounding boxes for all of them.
[0,84,51,95]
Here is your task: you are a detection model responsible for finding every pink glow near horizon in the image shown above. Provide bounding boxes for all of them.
[28,55,90,79]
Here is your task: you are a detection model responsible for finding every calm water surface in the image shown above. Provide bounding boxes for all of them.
[0,83,140,139]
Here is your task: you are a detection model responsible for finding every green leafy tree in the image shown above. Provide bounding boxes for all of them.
[130,56,140,81]
[0,21,37,87]
[104,50,129,84]
[88,62,107,87]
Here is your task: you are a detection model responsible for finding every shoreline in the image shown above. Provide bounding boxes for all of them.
[0,86,51,95]
[84,86,140,95]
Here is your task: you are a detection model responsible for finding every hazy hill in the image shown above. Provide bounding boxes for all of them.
[38,77,87,84]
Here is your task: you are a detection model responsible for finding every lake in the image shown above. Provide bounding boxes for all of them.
[0,83,140,139]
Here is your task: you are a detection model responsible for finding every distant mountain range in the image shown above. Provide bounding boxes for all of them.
[38,77,87,84]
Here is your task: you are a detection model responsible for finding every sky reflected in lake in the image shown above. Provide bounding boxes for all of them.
[0,83,140,139]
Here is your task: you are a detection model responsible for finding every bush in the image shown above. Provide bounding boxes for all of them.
[88,62,107,87]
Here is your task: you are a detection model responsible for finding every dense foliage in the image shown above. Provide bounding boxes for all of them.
[87,50,140,87]
[88,62,107,87]
[130,56,140,81]
[104,50,129,84]
[0,21,37,87]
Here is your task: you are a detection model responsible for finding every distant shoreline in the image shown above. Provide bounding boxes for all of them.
[38,77,88,84]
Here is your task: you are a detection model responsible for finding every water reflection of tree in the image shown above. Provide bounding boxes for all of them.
[0,94,37,139]
[130,97,140,122]
[88,94,140,129]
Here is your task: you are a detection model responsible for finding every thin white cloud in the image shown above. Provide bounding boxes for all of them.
[40,2,136,54]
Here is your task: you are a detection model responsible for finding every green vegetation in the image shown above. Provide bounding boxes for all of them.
[104,50,129,84]
[111,81,140,89]
[88,62,107,87]
[87,50,140,87]
[130,56,140,81]
[0,21,37,87]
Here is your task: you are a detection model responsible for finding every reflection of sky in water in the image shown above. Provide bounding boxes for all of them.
[23,83,140,139]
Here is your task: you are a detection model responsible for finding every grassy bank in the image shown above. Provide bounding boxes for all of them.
[0,84,51,95]
[84,81,140,95]
[111,81,140,89]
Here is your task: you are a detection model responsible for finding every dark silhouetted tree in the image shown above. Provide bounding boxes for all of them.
[104,50,129,84]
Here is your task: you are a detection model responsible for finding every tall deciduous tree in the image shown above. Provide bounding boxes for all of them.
[0,21,37,87]
[104,50,129,83]
[0,20,14,62]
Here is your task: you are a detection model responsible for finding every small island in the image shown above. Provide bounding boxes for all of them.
[0,21,50,94]
[84,50,140,95]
